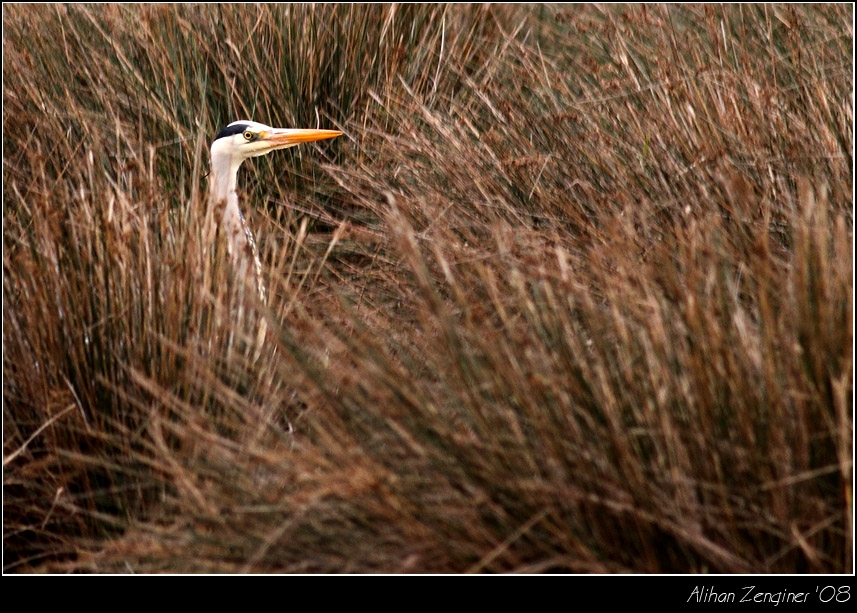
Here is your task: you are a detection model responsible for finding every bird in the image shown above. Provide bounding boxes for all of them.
[207,119,342,351]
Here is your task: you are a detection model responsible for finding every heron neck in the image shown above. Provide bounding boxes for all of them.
[209,154,241,207]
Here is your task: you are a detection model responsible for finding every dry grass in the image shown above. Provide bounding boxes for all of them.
[3,3,852,573]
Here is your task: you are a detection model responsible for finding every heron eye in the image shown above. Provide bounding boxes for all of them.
[243,131,254,141]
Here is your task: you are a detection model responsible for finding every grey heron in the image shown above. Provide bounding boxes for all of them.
[208,120,342,303]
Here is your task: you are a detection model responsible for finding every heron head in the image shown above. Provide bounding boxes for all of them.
[210,120,342,167]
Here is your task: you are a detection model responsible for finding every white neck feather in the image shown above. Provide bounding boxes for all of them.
[208,148,266,303]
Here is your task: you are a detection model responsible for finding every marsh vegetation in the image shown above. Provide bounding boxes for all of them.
[3,4,852,573]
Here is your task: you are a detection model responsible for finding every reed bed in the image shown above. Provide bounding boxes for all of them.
[3,3,852,573]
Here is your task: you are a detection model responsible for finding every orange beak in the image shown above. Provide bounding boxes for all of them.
[259,128,343,150]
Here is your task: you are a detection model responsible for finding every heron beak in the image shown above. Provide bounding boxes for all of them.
[260,128,343,150]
